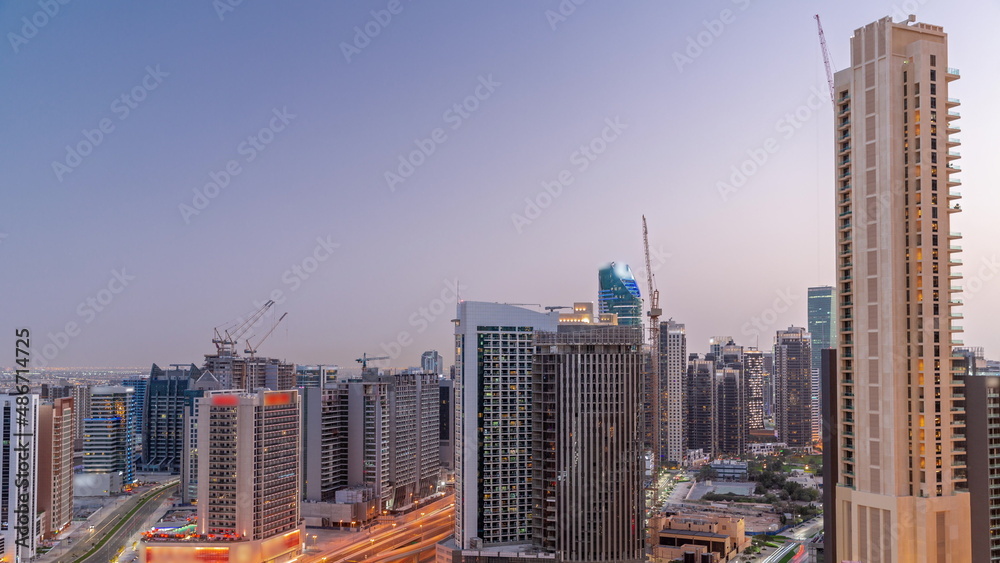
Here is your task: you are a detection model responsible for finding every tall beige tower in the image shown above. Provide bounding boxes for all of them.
[833,17,970,562]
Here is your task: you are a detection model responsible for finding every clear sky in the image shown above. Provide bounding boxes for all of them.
[3,0,999,371]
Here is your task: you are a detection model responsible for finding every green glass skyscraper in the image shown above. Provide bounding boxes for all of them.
[807,286,836,373]
[598,262,642,326]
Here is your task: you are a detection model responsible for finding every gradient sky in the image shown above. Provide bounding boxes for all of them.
[3,1,1000,371]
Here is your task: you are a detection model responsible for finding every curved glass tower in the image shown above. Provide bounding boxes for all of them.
[597,262,642,326]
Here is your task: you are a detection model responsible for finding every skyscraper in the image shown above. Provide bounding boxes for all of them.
[744,349,765,430]
[807,286,836,373]
[422,350,445,375]
[38,397,74,538]
[956,348,1000,562]
[660,321,687,466]
[83,385,135,491]
[453,301,558,549]
[773,327,811,449]
[143,364,199,473]
[532,325,646,563]
[597,262,642,326]
[196,389,301,553]
[832,17,970,561]
[0,394,39,562]
[808,286,835,445]
[687,355,717,458]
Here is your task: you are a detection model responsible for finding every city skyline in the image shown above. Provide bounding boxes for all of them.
[5,2,1000,370]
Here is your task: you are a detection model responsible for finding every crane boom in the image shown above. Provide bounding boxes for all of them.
[815,14,836,103]
[245,312,288,356]
[212,299,275,354]
[356,353,390,370]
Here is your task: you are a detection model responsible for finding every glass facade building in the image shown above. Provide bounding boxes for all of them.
[597,262,642,327]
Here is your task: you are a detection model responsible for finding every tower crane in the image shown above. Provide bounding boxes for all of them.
[244,312,288,359]
[212,300,275,355]
[242,312,287,392]
[642,215,663,466]
[815,14,836,103]
[356,353,390,370]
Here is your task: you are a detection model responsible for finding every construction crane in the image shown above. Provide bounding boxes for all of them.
[544,305,572,312]
[356,353,390,370]
[815,14,836,103]
[642,215,663,467]
[212,300,275,355]
[244,312,288,358]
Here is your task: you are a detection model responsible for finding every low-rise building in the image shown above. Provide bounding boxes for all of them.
[649,514,749,563]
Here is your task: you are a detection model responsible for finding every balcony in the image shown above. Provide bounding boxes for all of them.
[947,111,961,120]
[947,151,960,160]
[838,119,851,130]
[947,137,961,146]
[946,97,960,107]
[946,67,960,80]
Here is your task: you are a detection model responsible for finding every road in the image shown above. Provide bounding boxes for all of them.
[58,481,178,563]
[304,496,454,563]
[757,516,822,563]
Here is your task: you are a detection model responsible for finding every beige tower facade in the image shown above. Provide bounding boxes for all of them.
[833,17,970,562]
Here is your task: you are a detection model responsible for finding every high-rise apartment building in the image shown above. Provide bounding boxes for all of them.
[439,378,455,472]
[180,370,221,504]
[687,355,717,458]
[294,364,338,388]
[195,389,301,553]
[453,302,558,549]
[774,327,812,449]
[744,349,765,430]
[532,325,645,563]
[38,397,74,538]
[202,350,295,391]
[956,348,1000,562]
[597,262,642,326]
[71,384,91,451]
[0,394,39,562]
[660,321,687,466]
[387,371,440,508]
[832,17,970,561]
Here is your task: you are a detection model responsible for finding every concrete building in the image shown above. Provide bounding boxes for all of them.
[83,385,135,491]
[661,320,687,467]
[71,384,91,451]
[202,350,294,391]
[832,16,971,561]
[532,325,646,563]
[648,513,749,563]
[195,389,301,558]
[453,302,558,549]
[38,397,74,538]
[180,370,222,504]
[143,363,199,473]
[294,364,338,388]
[0,393,39,562]
[773,327,812,449]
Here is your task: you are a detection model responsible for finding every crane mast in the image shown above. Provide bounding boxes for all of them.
[642,215,663,466]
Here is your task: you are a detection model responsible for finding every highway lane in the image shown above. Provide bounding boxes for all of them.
[304,498,454,563]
